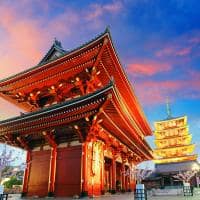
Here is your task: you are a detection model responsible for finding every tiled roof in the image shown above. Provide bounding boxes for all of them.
[155,160,199,173]
[0,28,110,83]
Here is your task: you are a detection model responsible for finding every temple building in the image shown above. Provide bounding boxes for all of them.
[0,29,153,197]
[153,101,199,186]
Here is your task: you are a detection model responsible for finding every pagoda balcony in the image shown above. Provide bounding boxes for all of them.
[154,126,189,139]
[154,144,195,158]
[154,116,187,131]
[155,134,192,148]
[154,154,198,164]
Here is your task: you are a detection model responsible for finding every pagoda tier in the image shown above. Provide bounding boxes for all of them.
[154,144,195,158]
[155,134,192,149]
[154,116,187,131]
[153,116,196,164]
[154,155,198,164]
[154,126,189,139]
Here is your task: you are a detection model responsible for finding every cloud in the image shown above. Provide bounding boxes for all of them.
[134,80,182,104]
[127,61,172,76]
[133,72,200,106]
[85,1,123,21]
[0,5,44,78]
[189,37,200,44]
[156,46,192,57]
[0,98,22,119]
[0,0,124,80]
[0,2,81,79]
[154,30,200,58]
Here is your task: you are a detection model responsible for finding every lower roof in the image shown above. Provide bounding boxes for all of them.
[155,160,199,173]
[0,82,152,160]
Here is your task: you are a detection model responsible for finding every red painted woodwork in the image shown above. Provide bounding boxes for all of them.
[55,146,82,197]
[48,147,57,194]
[121,163,125,190]
[27,150,51,197]
[104,161,111,192]
[22,151,31,194]
[86,141,104,196]
[82,143,88,193]
[111,159,116,190]
[0,30,153,197]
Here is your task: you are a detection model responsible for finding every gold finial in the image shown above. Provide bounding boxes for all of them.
[166,97,172,118]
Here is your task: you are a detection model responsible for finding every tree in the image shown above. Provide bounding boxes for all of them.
[173,171,196,184]
[0,145,15,182]
[3,176,22,189]
[123,167,152,184]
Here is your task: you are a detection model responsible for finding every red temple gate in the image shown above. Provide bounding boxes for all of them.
[0,29,152,197]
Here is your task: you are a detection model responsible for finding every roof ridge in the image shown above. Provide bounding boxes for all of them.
[38,38,66,65]
[0,28,110,84]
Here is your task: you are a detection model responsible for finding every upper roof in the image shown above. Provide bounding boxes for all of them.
[0,28,152,136]
[38,38,66,65]
[155,115,186,123]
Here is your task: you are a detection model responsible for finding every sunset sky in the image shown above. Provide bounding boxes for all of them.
[0,0,199,167]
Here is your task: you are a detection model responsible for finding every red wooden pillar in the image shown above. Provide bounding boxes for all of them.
[121,163,126,190]
[130,161,136,190]
[48,147,57,196]
[111,158,116,191]
[82,142,88,194]
[101,145,105,193]
[126,167,130,190]
[22,150,31,196]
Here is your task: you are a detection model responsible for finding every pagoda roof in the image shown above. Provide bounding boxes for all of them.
[155,115,186,123]
[155,133,191,142]
[0,82,152,160]
[0,28,152,136]
[154,154,198,164]
[155,160,199,173]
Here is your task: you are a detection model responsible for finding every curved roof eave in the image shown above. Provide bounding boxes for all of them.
[0,28,109,85]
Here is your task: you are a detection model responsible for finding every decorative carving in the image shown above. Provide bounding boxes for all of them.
[87,115,103,142]
[86,67,102,94]
[42,131,57,147]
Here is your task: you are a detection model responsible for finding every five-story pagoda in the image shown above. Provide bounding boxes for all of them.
[153,100,198,186]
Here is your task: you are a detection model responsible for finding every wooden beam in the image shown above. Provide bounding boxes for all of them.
[102,110,149,160]
[48,147,57,196]
[74,125,84,142]
[22,150,31,197]
[42,131,57,196]
[42,131,57,148]
[4,134,17,146]
[17,136,30,151]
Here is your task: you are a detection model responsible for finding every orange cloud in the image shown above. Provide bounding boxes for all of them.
[0,3,80,80]
[0,98,22,119]
[127,61,172,76]
[134,80,184,105]
[133,73,200,106]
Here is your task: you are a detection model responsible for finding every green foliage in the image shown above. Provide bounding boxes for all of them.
[3,176,22,189]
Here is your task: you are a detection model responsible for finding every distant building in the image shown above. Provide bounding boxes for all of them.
[153,101,199,187]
